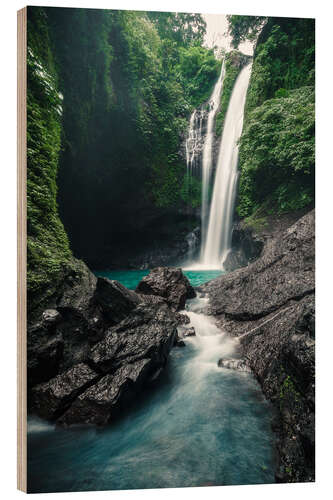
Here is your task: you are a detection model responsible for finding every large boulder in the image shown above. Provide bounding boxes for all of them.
[136,267,195,311]
[90,302,177,371]
[27,259,98,387]
[28,262,182,428]
[57,259,97,318]
[93,277,142,323]
[27,322,64,388]
[58,302,177,425]
[27,273,142,387]
[31,363,100,420]
[202,210,315,320]
[59,359,152,426]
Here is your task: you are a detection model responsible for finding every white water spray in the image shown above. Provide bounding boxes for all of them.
[183,296,237,378]
[202,63,252,267]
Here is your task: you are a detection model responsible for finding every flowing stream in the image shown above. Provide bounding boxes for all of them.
[202,63,252,267]
[28,270,275,493]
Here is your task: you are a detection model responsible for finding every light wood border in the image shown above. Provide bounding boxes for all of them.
[17,6,27,493]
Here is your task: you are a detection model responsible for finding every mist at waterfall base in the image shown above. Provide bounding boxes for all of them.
[28,272,275,493]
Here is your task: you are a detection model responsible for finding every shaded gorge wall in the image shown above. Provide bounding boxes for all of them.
[43,7,220,268]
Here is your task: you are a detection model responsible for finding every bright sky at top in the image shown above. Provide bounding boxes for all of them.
[202,14,254,56]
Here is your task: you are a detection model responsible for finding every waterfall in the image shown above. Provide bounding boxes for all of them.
[185,108,204,181]
[202,63,252,268]
[186,230,198,261]
[200,60,225,254]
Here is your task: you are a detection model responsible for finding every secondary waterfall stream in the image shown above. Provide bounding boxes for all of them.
[28,271,275,493]
[185,60,225,253]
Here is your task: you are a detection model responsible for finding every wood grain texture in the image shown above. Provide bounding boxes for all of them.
[17,6,27,493]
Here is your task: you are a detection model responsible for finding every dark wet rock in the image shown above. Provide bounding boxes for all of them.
[136,267,196,311]
[224,206,314,272]
[202,210,315,483]
[28,259,183,426]
[202,210,315,320]
[174,339,186,347]
[223,222,264,271]
[27,323,64,389]
[240,294,315,483]
[138,293,166,306]
[223,248,249,272]
[30,298,178,426]
[230,222,265,261]
[89,302,177,374]
[126,240,189,270]
[217,358,250,373]
[57,259,97,318]
[176,324,195,339]
[183,327,196,338]
[28,259,98,386]
[31,363,99,420]
[55,302,178,425]
[94,277,142,324]
[42,309,62,325]
[59,359,152,426]
[175,312,191,325]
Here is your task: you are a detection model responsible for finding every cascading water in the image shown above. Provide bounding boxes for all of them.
[186,230,198,261]
[27,291,275,492]
[200,60,225,253]
[185,108,204,180]
[202,63,252,267]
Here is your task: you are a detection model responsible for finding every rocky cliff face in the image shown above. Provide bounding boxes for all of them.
[224,205,315,271]
[200,209,315,482]
[28,266,194,426]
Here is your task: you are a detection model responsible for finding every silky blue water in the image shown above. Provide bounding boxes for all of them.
[27,271,276,493]
[94,269,224,289]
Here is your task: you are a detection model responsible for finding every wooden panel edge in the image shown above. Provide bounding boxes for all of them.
[17,6,27,493]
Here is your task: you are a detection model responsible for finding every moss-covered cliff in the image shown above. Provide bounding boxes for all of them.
[27,8,74,312]
[234,17,315,219]
[27,7,219,275]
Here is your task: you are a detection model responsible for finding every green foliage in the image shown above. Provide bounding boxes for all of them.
[27,8,73,309]
[274,88,289,98]
[26,6,216,274]
[180,174,202,208]
[242,214,268,233]
[148,12,206,47]
[279,375,301,410]
[227,15,265,48]
[149,162,185,208]
[245,19,315,114]
[215,51,245,136]
[234,16,315,218]
[237,86,314,217]
[43,7,215,237]
[176,46,220,107]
